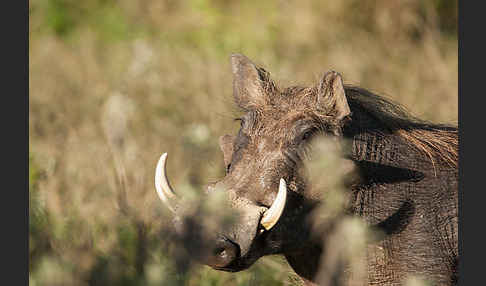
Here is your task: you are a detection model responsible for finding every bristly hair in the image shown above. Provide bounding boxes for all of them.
[344,86,458,169]
[256,67,278,96]
[236,65,457,170]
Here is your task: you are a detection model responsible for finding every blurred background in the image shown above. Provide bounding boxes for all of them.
[29,0,457,285]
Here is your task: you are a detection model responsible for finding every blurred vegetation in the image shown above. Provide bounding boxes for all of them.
[29,0,457,285]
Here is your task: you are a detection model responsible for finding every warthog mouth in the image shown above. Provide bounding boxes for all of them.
[155,152,288,270]
[209,256,259,272]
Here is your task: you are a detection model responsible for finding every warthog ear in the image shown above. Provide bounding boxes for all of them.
[231,53,271,110]
[317,70,351,121]
[219,134,235,170]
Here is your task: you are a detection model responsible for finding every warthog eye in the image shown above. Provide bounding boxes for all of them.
[300,128,317,142]
[225,163,232,173]
[302,130,313,141]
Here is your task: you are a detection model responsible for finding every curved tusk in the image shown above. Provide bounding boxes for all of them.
[155,153,178,213]
[260,178,287,231]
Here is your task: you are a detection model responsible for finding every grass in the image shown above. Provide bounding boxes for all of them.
[29,0,457,285]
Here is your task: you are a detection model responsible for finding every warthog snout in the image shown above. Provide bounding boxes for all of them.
[206,237,240,269]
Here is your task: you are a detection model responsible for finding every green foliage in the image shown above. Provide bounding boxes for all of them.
[29,153,50,272]
[34,0,134,42]
[434,0,458,35]
[45,0,75,36]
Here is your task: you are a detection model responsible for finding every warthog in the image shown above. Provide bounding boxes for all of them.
[155,54,458,285]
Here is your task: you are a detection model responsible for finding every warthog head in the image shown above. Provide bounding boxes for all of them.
[156,54,353,276]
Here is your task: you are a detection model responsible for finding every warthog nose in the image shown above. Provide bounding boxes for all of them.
[206,237,240,269]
